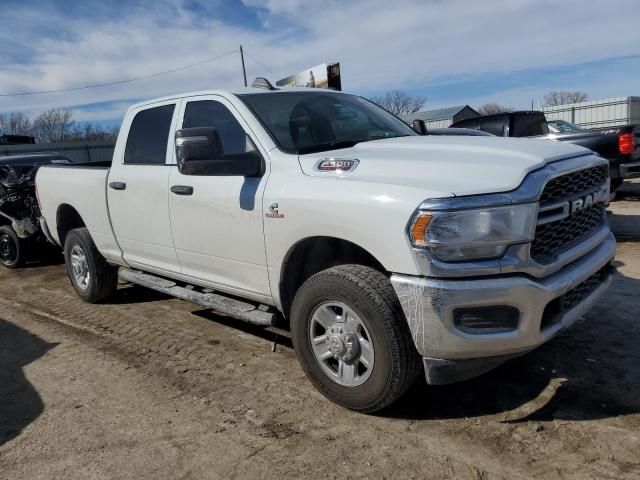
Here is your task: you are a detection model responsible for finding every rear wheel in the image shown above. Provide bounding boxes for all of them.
[0,226,23,269]
[64,228,118,303]
[291,265,422,413]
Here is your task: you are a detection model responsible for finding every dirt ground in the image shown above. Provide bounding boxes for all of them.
[1,183,640,480]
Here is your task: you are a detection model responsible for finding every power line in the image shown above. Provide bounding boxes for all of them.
[0,49,239,97]
[243,49,277,77]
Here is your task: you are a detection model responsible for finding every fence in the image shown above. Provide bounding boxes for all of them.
[0,140,115,163]
[542,96,640,129]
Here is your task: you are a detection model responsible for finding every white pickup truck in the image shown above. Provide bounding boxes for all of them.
[36,83,615,412]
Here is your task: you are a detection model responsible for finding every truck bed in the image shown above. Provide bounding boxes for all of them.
[35,165,123,264]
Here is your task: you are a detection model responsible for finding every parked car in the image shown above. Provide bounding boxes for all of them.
[0,153,72,268]
[451,111,640,191]
[36,84,615,412]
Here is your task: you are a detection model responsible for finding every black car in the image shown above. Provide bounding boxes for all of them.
[0,153,72,268]
[451,111,640,191]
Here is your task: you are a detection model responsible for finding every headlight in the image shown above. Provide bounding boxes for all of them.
[409,203,538,262]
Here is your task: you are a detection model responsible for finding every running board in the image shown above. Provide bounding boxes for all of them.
[118,269,274,326]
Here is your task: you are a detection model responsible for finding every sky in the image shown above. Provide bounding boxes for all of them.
[1,0,640,126]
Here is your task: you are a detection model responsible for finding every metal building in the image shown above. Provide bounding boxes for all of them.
[542,96,640,129]
[402,105,479,129]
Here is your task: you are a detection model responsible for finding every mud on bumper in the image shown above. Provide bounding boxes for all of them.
[391,232,616,385]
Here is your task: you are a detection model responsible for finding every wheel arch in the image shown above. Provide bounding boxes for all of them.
[56,203,86,247]
[278,236,387,318]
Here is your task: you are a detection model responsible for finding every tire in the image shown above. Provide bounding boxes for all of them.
[610,178,623,192]
[0,226,23,269]
[64,227,118,303]
[291,264,422,413]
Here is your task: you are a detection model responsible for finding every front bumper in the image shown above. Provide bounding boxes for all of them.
[391,232,616,382]
[620,161,640,179]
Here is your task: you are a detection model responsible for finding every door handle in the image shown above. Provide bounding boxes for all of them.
[170,185,194,195]
[109,181,126,190]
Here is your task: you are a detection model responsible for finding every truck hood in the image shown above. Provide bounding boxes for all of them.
[298,135,591,197]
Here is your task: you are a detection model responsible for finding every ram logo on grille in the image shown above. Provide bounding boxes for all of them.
[537,184,609,226]
[569,187,608,214]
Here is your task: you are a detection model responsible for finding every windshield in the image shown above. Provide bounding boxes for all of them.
[548,119,584,133]
[239,92,417,154]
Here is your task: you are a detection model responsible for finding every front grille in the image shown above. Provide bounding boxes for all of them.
[539,165,607,204]
[531,205,605,263]
[540,265,611,330]
[531,165,608,264]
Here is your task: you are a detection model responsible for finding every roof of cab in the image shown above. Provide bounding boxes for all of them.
[129,86,346,110]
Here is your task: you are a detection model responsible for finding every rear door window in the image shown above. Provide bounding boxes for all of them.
[124,104,175,164]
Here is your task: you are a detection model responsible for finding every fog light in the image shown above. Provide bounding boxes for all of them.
[453,306,519,334]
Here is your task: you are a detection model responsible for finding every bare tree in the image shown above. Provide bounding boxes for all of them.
[1,108,119,143]
[543,91,589,106]
[0,112,32,136]
[477,103,514,115]
[369,90,426,117]
[31,108,75,142]
[69,122,119,142]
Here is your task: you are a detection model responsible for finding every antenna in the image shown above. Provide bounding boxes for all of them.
[251,77,277,90]
[240,45,248,87]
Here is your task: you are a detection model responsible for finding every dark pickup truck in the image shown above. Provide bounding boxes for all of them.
[451,111,640,191]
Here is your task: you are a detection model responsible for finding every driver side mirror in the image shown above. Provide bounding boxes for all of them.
[412,119,427,135]
[175,127,263,177]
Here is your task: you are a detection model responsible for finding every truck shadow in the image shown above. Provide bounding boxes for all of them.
[191,309,294,349]
[0,318,57,446]
[386,264,640,422]
[18,251,64,268]
[190,264,640,423]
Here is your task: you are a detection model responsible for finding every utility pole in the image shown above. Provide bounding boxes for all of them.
[240,45,248,87]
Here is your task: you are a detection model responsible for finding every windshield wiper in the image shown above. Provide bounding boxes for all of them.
[297,140,361,155]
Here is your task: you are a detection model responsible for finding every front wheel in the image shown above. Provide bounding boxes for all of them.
[64,228,118,303]
[0,226,24,269]
[291,265,422,413]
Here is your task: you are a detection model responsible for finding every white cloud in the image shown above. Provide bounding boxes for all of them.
[1,0,639,122]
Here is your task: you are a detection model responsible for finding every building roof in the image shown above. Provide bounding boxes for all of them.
[402,105,476,123]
